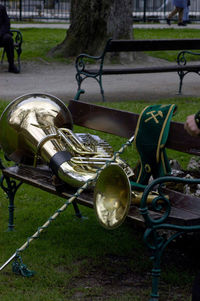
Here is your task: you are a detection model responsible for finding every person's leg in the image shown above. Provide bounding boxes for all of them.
[177,7,186,25]
[168,7,179,19]
[0,33,19,73]
[183,6,189,22]
[178,7,184,23]
[167,7,178,25]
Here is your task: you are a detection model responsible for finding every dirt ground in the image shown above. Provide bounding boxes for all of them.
[68,241,196,301]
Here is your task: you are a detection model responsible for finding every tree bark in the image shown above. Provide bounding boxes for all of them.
[49,0,133,59]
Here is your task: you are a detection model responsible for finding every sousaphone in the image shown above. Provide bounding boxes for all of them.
[0,93,134,188]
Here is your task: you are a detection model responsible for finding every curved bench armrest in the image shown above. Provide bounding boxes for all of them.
[140,175,200,227]
[177,50,200,65]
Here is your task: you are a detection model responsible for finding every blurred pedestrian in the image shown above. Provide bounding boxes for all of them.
[0,4,19,73]
[183,0,191,24]
[166,0,187,26]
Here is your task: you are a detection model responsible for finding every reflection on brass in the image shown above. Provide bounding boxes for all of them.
[94,164,131,229]
[94,164,168,229]
[0,93,134,188]
[131,191,160,205]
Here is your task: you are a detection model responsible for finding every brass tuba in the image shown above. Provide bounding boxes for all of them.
[0,93,134,188]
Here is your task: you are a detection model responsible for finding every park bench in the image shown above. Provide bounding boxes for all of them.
[75,38,200,101]
[1,99,200,300]
[0,29,23,72]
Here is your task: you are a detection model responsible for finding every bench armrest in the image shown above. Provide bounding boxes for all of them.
[10,30,23,47]
[177,50,200,65]
[140,175,200,227]
[75,52,105,76]
[75,38,112,76]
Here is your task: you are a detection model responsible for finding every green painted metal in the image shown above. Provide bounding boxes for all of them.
[75,38,112,102]
[0,160,22,231]
[140,176,200,300]
[177,50,200,94]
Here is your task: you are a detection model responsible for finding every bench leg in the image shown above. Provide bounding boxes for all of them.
[1,49,5,64]
[98,74,106,102]
[0,175,22,231]
[149,259,161,301]
[144,228,185,301]
[16,50,21,72]
[72,201,82,218]
[178,70,184,94]
[74,89,85,101]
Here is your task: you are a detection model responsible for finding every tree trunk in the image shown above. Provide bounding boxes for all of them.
[49,0,133,59]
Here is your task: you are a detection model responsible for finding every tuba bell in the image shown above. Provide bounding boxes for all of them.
[0,93,134,188]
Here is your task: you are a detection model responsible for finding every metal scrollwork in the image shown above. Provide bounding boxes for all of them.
[139,175,200,300]
[0,175,22,231]
[140,175,200,227]
[76,56,86,73]
[150,191,171,225]
[177,50,187,66]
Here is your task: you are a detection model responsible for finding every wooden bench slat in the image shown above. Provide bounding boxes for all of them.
[107,39,200,52]
[87,64,200,75]
[68,100,200,155]
[166,189,200,214]
[68,100,138,138]
[3,165,200,227]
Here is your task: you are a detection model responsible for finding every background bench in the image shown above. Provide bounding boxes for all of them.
[1,29,23,72]
[75,38,200,101]
[1,100,200,300]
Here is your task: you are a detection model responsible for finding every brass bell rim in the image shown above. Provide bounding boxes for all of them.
[94,164,131,230]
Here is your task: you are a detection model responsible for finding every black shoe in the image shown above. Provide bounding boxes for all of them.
[8,65,20,74]
[178,22,187,26]
[166,18,171,25]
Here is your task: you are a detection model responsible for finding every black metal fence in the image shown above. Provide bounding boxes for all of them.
[0,0,200,22]
[0,0,70,21]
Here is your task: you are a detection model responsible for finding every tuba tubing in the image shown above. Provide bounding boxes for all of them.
[0,93,134,188]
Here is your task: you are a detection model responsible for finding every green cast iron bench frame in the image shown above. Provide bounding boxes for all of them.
[1,29,23,72]
[75,38,200,102]
[1,100,200,300]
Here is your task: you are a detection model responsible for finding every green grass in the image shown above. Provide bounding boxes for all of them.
[10,28,68,62]
[0,99,199,301]
[5,26,200,62]
[134,28,200,61]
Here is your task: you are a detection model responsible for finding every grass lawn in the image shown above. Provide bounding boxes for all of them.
[1,27,200,300]
[8,26,200,62]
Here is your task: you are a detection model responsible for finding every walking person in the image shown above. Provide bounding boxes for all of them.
[166,0,187,26]
[183,0,191,24]
[0,4,19,73]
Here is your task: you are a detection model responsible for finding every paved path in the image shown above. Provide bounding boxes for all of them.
[1,59,199,103]
[11,22,200,30]
[0,22,200,103]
